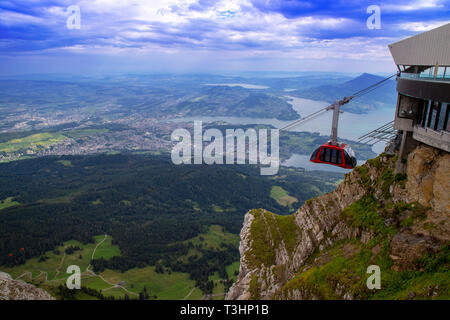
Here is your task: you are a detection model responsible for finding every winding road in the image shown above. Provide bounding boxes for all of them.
[84,234,138,297]
[86,234,107,272]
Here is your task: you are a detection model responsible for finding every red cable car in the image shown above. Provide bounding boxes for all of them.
[309,97,357,169]
[310,141,357,169]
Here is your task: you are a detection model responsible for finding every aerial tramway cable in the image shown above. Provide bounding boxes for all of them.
[350,73,398,99]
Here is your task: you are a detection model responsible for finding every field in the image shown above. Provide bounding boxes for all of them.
[184,225,240,250]
[177,224,240,263]
[0,127,113,162]
[57,160,73,167]
[0,132,67,153]
[226,261,240,283]
[0,197,20,211]
[99,267,197,299]
[93,236,121,260]
[270,186,298,208]
[209,271,227,300]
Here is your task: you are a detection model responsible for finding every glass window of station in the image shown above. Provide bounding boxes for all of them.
[419,101,450,132]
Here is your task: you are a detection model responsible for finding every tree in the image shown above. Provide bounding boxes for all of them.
[155,262,164,274]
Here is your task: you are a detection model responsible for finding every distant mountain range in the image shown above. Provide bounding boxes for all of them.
[0,73,396,134]
[289,73,397,114]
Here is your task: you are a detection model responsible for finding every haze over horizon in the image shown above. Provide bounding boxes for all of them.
[1,0,449,75]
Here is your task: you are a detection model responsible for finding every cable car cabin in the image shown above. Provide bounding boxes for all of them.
[310,142,357,169]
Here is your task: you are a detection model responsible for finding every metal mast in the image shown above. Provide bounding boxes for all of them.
[327,96,353,145]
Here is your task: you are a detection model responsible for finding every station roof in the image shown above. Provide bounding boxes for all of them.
[388,23,450,67]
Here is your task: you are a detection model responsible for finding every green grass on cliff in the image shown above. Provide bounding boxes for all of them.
[246,210,277,268]
[281,241,374,299]
[280,240,450,300]
[246,209,301,269]
[341,195,398,236]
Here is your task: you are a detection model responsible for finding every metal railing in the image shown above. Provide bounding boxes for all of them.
[400,68,450,82]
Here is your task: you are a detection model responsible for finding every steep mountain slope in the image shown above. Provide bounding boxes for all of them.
[227,145,449,300]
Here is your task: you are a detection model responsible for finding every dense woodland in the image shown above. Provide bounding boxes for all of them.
[0,153,341,290]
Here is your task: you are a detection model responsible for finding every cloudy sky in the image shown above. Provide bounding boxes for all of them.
[1,0,449,75]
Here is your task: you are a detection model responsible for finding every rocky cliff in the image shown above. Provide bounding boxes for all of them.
[0,272,54,300]
[226,145,449,300]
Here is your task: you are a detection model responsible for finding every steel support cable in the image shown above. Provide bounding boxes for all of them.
[279,108,329,132]
[358,120,394,140]
[350,81,393,104]
[351,73,398,98]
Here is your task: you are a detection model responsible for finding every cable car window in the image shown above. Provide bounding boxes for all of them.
[331,149,338,164]
[310,148,320,161]
[324,148,331,162]
[337,150,342,164]
[319,147,327,162]
[344,152,352,167]
[319,148,325,161]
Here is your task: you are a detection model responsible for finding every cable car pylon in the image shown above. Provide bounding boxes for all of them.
[327,96,352,146]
